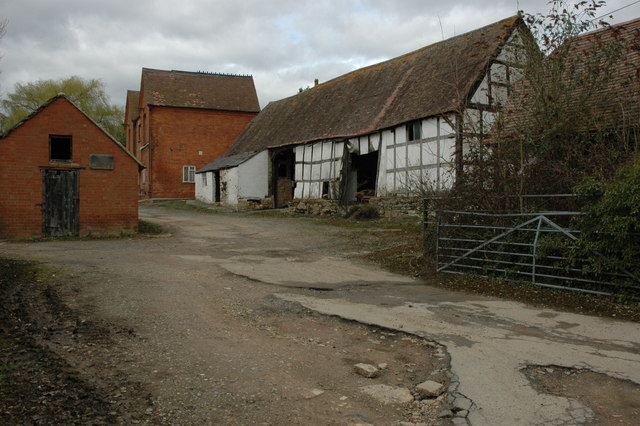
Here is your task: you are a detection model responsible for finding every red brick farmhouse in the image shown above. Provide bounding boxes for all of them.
[124,68,260,200]
[0,95,143,238]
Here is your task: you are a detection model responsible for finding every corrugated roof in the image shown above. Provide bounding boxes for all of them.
[141,68,260,112]
[125,90,140,122]
[196,151,258,173]
[227,16,522,156]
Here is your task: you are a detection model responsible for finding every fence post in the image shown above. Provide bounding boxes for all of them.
[531,216,543,286]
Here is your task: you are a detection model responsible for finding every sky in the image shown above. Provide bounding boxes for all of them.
[2,0,640,109]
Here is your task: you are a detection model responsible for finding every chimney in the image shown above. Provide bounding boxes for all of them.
[314,78,319,87]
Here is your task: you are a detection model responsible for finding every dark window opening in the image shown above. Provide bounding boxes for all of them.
[49,135,72,161]
[322,181,330,198]
[407,121,422,141]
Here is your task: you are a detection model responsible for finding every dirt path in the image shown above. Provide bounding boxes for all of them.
[0,206,449,425]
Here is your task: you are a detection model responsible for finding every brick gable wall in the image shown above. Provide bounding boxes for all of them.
[0,98,139,238]
[145,106,257,199]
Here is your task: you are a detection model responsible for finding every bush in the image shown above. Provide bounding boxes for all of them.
[571,160,640,281]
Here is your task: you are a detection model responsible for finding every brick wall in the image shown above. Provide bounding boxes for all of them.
[0,97,140,238]
[145,106,257,199]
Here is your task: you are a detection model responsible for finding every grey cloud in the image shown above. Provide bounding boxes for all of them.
[1,0,639,108]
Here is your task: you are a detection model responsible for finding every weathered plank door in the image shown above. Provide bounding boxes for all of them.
[42,169,79,236]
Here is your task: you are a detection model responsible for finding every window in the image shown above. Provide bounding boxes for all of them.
[49,135,72,161]
[183,165,196,183]
[406,121,422,141]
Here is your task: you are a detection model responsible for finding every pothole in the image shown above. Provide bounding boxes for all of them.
[522,365,640,424]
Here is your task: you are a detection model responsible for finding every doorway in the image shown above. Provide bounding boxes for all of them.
[42,168,80,236]
[272,148,295,208]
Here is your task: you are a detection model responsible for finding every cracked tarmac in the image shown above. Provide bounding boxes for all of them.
[2,205,639,425]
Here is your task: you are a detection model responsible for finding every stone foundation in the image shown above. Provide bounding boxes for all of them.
[289,196,422,218]
[237,197,274,210]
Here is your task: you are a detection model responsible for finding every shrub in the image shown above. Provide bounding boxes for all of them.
[571,159,640,282]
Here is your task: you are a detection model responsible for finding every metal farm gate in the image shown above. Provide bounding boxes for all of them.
[428,208,640,297]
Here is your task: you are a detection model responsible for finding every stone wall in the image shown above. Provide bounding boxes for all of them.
[368,196,423,218]
[289,196,423,218]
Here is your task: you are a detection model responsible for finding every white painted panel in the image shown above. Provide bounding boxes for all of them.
[408,144,421,167]
[407,169,422,190]
[303,144,312,162]
[423,117,439,139]
[382,129,395,147]
[322,142,332,160]
[295,145,304,160]
[441,139,456,162]
[385,147,395,170]
[295,163,303,180]
[395,146,406,169]
[464,108,482,133]
[303,164,311,179]
[310,163,320,180]
[238,151,269,199]
[294,184,303,199]
[395,125,407,144]
[483,111,496,130]
[423,168,439,190]
[471,76,489,104]
[396,171,407,192]
[491,63,508,84]
[312,142,322,161]
[359,137,370,155]
[422,141,438,166]
[369,133,380,151]
[511,66,524,83]
[386,173,395,194]
[440,116,455,135]
[440,165,456,190]
[492,85,509,106]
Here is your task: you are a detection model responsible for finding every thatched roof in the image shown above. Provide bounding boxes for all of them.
[227,16,523,156]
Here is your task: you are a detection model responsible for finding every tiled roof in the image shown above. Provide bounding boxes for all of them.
[196,152,257,173]
[141,68,260,112]
[125,90,140,122]
[227,16,522,155]
[499,16,640,135]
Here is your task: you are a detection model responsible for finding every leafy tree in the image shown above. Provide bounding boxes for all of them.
[1,76,125,144]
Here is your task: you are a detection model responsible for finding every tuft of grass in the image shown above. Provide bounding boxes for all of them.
[149,200,222,214]
[137,220,164,235]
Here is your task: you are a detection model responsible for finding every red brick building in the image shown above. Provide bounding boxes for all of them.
[124,68,260,199]
[0,95,143,238]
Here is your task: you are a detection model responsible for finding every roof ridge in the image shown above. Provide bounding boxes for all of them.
[142,67,253,78]
[312,15,520,90]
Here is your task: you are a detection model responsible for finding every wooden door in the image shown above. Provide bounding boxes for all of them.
[42,169,79,236]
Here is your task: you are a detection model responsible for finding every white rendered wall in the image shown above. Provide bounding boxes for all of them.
[237,150,269,199]
[195,171,215,204]
[220,167,239,207]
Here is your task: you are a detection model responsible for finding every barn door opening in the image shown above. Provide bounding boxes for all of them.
[345,150,378,202]
[214,170,221,202]
[42,169,79,236]
[272,148,295,208]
